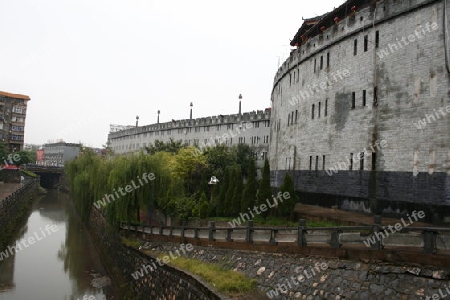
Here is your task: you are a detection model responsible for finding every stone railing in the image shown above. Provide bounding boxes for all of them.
[121,217,450,255]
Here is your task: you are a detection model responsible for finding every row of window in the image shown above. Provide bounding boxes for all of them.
[312,99,328,119]
[11,125,24,132]
[354,31,380,56]
[113,134,270,151]
[351,88,378,109]
[307,152,377,171]
[116,121,270,141]
[278,30,382,99]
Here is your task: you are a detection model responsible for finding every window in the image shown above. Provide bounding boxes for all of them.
[289,74,292,86]
[373,86,378,107]
[350,153,354,170]
[375,31,380,48]
[314,59,317,73]
[291,112,294,125]
[363,90,367,106]
[364,35,368,52]
[371,152,377,171]
[325,99,328,116]
[354,39,358,56]
[309,156,313,170]
[315,156,319,170]
[360,152,364,170]
[295,110,298,123]
[318,102,321,118]
[352,92,356,109]
[327,53,330,67]
[320,56,324,69]
[322,155,326,170]
[312,104,315,119]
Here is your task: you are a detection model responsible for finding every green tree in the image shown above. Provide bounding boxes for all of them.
[257,159,272,218]
[230,165,243,216]
[278,172,298,220]
[241,158,257,212]
[216,166,231,216]
[193,192,209,219]
[145,138,183,155]
[204,144,236,180]
[13,151,34,166]
[236,143,253,178]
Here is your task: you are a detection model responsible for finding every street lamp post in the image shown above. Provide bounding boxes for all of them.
[208,176,219,203]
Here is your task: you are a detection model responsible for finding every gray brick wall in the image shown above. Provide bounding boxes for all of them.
[269,0,449,208]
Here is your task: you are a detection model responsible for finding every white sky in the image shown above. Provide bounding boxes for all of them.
[0,0,343,148]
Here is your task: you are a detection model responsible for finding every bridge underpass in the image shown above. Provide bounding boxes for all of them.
[23,165,64,189]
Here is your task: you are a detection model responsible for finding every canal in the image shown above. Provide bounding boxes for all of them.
[0,190,115,300]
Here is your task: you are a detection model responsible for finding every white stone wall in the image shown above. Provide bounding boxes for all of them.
[108,110,271,164]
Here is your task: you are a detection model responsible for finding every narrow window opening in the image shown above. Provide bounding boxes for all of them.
[312,104,315,119]
[318,102,321,118]
[375,31,380,48]
[350,153,354,171]
[373,86,378,107]
[354,39,358,55]
[363,90,367,106]
[327,53,330,67]
[309,156,313,170]
[315,156,319,170]
[360,152,364,170]
[320,56,324,69]
[352,92,356,109]
[314,59,317,73]
[371,152,377,171]
[295,110,298,123]
[322,155,326,170]
[288,114,290,126]
[364,35,368,52]
[325,99,328,116]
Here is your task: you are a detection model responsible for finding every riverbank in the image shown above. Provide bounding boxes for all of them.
[136,240,450,300]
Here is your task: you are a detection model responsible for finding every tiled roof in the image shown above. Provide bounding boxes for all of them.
[0,91,30,101]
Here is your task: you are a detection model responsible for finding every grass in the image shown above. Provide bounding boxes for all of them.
[121,236,142,248]
[20,169,38,178]
[306,220,342,227]
[156,253,257,294]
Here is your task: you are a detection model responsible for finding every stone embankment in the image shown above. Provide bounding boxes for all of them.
[89,209,225,300]
[140,241,450,300]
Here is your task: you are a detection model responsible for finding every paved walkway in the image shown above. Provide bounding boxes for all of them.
[294,203,439,227]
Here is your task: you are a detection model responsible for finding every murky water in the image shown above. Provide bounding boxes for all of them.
[0,190,113,300]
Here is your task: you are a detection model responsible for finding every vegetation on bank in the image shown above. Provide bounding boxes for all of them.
[66,139,298,225]
[156,253,257,294]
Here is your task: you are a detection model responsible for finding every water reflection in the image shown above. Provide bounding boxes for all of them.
[0,191,111,300]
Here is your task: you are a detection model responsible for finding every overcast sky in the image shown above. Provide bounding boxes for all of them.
[0,0,343,148]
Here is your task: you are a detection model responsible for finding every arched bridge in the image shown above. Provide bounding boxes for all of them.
[23,164,64,189]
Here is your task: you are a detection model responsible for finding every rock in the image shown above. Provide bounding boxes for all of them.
[407,267,421,275]
[432,271,446,279]
[257,267,266,275]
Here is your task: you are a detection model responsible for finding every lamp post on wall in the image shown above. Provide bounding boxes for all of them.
[135,115,139,127]
[157,110,160,124]
[238,94,242,115]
